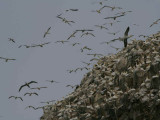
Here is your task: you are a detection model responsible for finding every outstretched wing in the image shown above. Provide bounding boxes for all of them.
[18,97,23,101]
[19,84,26,92]
[124,26,130,36]
[28,81,38,85]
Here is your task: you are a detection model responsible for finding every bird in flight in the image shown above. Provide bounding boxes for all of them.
[55,40,69,44]
[25,106,43,110]
[0,57,16,62]
[8,38,15,43]
[67,69,74,73]
[115,11,132,15]
[80,46,92,52]
[87,53,103,57]
[108,31,120,35]
[45,80,59,83]
[104,15,124,20]
[149,19,160,27]
[91,5,108,14]
[67,31,78,40]
[103,6,122,11]
[40,100,56,104]
[24,92,38,96]
[107,27,132,47]
[30,87,47,90]
[31,42,51,47]
[43,27,51,38]
[19,81,38,92]
[76,29,94,33]
[18,45,31,48]
[81,32,95,37]
[94,25,108,30]
[65,9,78,12]
[104,21,120,26]
[8,96,23,101]
[71,42,80,46]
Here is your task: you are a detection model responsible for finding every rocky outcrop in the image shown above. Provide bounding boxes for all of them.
[40,32,160,120]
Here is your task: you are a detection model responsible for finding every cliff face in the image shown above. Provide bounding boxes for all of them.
[40,32,160,120]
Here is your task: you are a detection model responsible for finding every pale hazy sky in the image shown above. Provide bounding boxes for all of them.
[0,0,160,120]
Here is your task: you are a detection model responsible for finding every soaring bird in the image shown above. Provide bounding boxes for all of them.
[108,31,120,35]
[24,92,38,96]
[124,26,130,47]
[150,19,160,27]
[55,40,69,44]
[76,29,94,33]
[66,84,78,89]
[43,27,51,38]
[67,31,77,40]
[0,57,16,62]
[45,80,59,83]
[71,42,80,46]
[31,42,51,47]
[25,106,43,110]
[40,100,56,104]
[81,32,95,37]
[65,9,78,12]
[19,81,38,92]
[104,15,124,20]
[94,25,108,30]
[8,96,23,101]
[30,87,47,90]
[87,53,103,57]
[8,38,15,43]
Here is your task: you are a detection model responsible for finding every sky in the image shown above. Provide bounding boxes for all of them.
[0,0,160,120]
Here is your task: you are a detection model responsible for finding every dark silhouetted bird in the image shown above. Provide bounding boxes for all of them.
[24,92,38,96]
[124,26,130,47]
[8,38,15,43]
[19,81,38,92]
[43,27,51,38]
[104,15,124,20]
[76,29,94,33]
[45,80,59,83]
[66,9,78,12]
[8,96,23,101]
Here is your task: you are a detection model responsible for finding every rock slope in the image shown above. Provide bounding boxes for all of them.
[40,32,160,120]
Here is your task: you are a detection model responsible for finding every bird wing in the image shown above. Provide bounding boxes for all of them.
[47,27,51,32]
[28,81,38,85]
[19,84,26,92]
[18,97,23,101]
[8,96,15,99]
[124,26,130,36]
[33,93,38,96]
[24,93,29,96]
